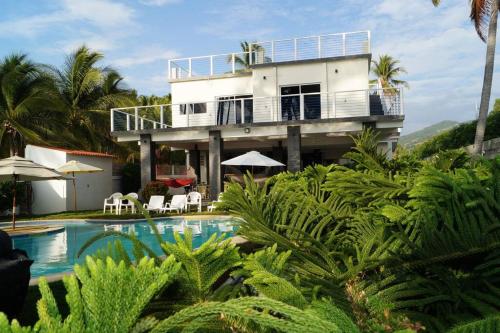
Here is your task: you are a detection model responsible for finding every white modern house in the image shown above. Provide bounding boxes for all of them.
[110,31,404,199]
[25,145,113,214]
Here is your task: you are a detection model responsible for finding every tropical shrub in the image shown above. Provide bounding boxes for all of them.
[0,181,27,212]
[120,162,141,194]
[220,130,500,332]
[141,181,170,202]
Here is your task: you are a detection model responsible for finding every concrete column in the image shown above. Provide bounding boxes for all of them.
[287,126,301,172]
[140,134,156,189]
[209,130,223,199]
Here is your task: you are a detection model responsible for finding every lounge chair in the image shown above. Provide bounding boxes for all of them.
[117,192,139,215]
[162,195,187,213]
[103,192,123,214]
[143,195,165,213]
[207,193,223,212]
[173,221,202,235]
[186,192,202,212]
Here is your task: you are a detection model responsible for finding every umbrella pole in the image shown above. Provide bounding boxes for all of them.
[73,172,77,211]
[12,175,17,230]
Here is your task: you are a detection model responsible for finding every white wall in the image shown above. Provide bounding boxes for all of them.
[171,75,253,128]
[169,56,370,127]
[25,145,114,214]
[25,145,67,214]
[65,154,113,211]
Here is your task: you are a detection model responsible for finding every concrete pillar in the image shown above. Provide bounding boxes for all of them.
[189,146,201,182]
[209,130,223,200]
[287,126,301,172]
[140,134,156,189]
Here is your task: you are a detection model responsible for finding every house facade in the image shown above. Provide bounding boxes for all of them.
[111,31,404,199]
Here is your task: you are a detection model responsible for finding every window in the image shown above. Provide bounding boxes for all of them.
[180,103,207,115]
[216,95,253,125]
[280,84,321,120]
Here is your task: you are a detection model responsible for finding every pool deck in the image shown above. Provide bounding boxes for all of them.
[2,225,65,237]
[0,214,235,227]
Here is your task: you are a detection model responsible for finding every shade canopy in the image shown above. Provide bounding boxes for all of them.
[0,155,67,182]
[56,160,103,174]
[221,151,285,167]
[0,155,68,229]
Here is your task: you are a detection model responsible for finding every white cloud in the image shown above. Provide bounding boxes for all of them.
[123,69,170,95]
[112,46,179,68]
[0,0,135,38]
[139,0,181,6]
[199,1,277,39]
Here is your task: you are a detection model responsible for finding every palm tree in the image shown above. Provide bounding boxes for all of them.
[0,54,62,156]
[137,93,172,125]
[432,0,499,155]
[227,41,265,69]
[51,46,134,152]
[370,54,408,90]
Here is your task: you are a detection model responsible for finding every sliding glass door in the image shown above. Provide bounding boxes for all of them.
[216,95,253,125]
[281,84,321,121]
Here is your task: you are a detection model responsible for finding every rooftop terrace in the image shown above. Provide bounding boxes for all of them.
[168,31,370,80]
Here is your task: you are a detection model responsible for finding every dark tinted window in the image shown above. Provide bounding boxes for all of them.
[192,103,206,114]
[301,84,320,94]
[281,86,300,95]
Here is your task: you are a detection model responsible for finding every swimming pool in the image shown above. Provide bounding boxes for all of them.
[11,217,237,278]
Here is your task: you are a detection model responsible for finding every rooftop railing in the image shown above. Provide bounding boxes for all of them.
[168,31,370,80]
[110,87,402,133]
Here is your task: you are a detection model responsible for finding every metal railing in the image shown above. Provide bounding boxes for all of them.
[168,31,370,80]
[110,87,402,132]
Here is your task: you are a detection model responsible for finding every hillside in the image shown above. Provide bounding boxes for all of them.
[399,120,459,148]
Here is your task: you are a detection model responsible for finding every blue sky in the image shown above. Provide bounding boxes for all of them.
[0,0,498,134]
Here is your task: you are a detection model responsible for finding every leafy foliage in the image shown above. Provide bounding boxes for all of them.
[141,181,171,203]
[370,54,408,89]
[221,129,500,332]
[160,228,241,302]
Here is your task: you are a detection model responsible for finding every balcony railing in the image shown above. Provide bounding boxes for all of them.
[111,88,402,133]
[168,31,370,80]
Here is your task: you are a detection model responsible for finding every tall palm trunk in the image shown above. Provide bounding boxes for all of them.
[473,0,499,154]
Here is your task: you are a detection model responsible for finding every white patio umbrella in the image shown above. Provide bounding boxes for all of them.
[0,155,68,229]
[221,151,285,174]
[56,160,103,211]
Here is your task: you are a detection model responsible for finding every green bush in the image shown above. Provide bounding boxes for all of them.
[140,181,170,203]
[120,163,141,194]
[415,106,500,157]
[0,181,27,212]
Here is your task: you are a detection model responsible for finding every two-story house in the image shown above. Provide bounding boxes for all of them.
[110,31,404,199]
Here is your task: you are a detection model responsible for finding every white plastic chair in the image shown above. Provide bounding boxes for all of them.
[186,192,202,212]
[117,192,139,215]
[173,221,202,235]
[103,192,123,214]
[207,193,223,212]
[162,195,187,213]
[143,195,165,213]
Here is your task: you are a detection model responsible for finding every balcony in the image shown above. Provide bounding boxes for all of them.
[168,31,370,80]
[110,87,402,132]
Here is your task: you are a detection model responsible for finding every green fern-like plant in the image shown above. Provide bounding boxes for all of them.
[160,228,241,302]
[35,256,180,333]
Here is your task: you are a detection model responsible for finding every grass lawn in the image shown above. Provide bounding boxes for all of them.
[0,209,227,223]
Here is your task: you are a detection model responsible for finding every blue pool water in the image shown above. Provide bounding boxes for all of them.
[11,217,237,278]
